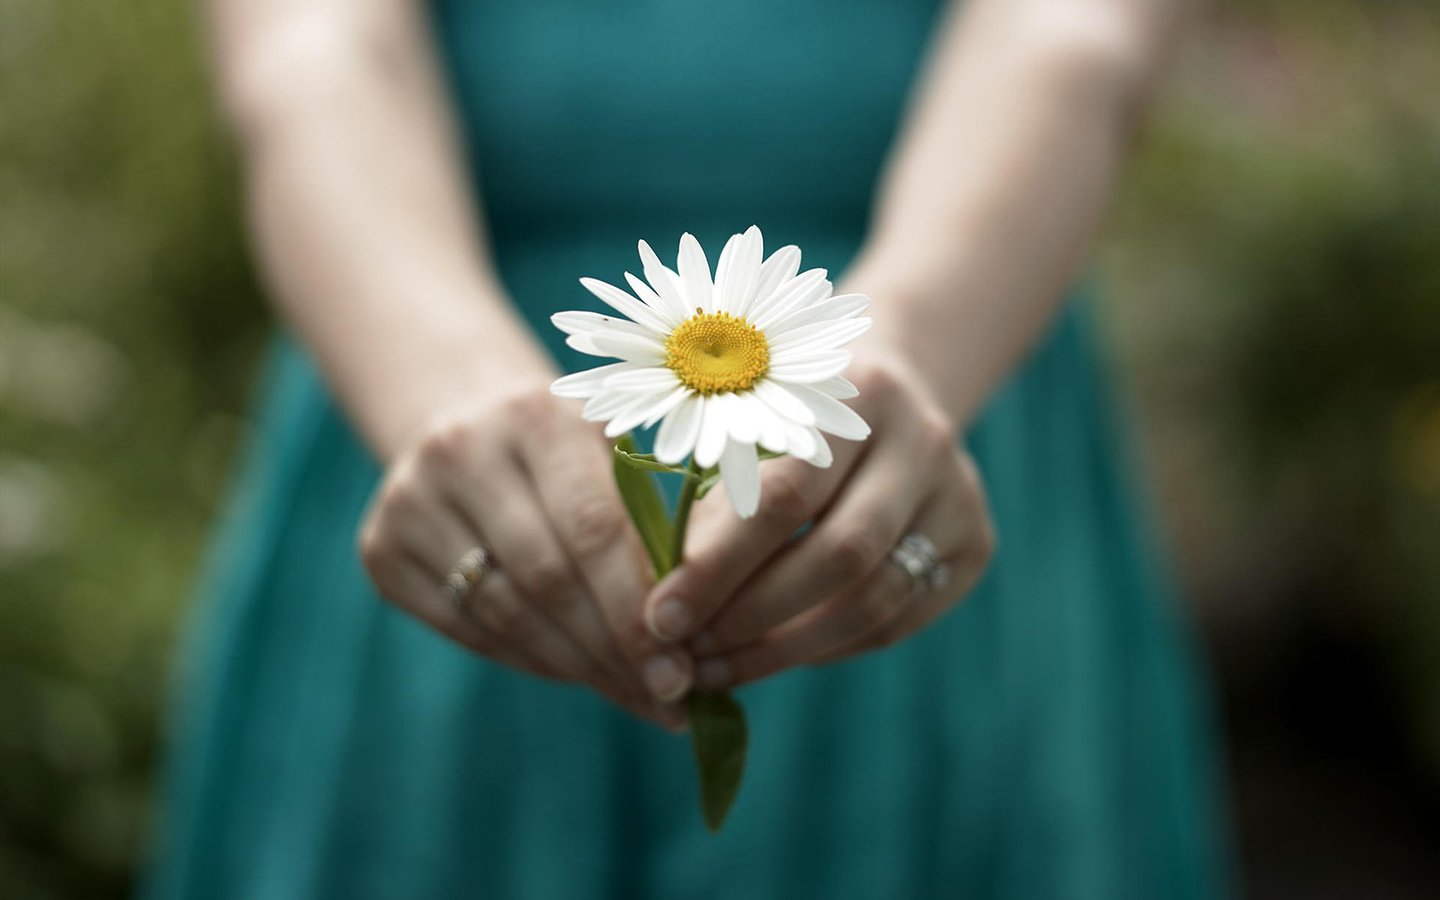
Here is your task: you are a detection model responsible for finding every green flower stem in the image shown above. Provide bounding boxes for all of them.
[666,458,704,575]
[611,439,746,831]
[666,457,748,832]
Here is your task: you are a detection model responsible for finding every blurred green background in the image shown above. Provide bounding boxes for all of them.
[1,0,1436,897]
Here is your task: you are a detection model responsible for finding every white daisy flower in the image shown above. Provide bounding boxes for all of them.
[549,225,872,518]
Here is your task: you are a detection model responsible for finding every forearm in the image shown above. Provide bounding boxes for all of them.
[845,0,1188,427]
[208,0,554,461]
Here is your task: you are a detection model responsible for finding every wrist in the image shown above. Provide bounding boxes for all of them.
[338,291,559,464]
[839,255,973,430]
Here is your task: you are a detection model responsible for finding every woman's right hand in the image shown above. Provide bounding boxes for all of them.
[357,380,694,729]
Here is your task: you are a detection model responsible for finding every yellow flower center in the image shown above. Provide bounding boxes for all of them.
[665,310,769,395]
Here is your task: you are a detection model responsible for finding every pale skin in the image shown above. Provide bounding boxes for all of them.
[206,0,1187,727]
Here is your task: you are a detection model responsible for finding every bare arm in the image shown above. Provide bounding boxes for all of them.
[207,0,552,460]
[654,0,1192,686]
[847,0,1191,426]
[208,0,693,724]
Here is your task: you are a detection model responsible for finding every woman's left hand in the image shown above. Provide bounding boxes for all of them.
[641,352,997,690]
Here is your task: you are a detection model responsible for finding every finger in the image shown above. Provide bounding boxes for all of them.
[466,569,682,726]
[367,465,661,720]
[641,439,867,646]
[377,555,559,680]
[395,558,680,727]
[691,475,979,690]
[817,459,997,663]
[398,496,639,692]
[382,479,603,683]
[429,443,644,699]
[692,560,913,690]
[690,433,932,655]
[517,414,693,704]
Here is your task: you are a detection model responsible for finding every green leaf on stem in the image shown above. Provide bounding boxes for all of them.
[692,450,781,500]
[693,470,723,500]
[612,434,674,576]
[687,690,749,832]
[614,446,694,477]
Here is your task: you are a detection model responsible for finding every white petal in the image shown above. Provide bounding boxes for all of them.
[750,269,832,330]
[811,375,859,399]
[557,313,657,356]
[767,351,852,384]
[550,310,612,335]
[582,390,636,422]
[638,240,691,321]
[590,330,667,364]
[710,233,743,315]
[677,232,714,313]
[751,378,816,426]
[579,277,671,335]
[769,318,872,357]
[550,362,640,399]
[565,333,605,356]
[603,389,679,438]
[749,396,788,453]
[766,293,870,338]
[694,392,733,468]
[783,421,817,460]
[624,272,684,327]
[719,439,761,518]
[655,394,704,464]
[716,226,762,316]
[744,245,800,320]
[603,368,680,391]
[727,393,762,444]
[641,385,692,429]
[788,384,871,440]
[805,428,834,468]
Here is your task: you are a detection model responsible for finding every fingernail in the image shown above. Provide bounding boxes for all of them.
[643,654,691,701]
[696,658,732,690]
[648,597,692,641]
[689,631,719,655]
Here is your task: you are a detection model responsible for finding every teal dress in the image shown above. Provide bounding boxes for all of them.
[144,1,1230,897]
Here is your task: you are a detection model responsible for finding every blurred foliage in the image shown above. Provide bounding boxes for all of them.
[0,0,1436,898]
[1100,0,1440,770]
[0,1,265,897]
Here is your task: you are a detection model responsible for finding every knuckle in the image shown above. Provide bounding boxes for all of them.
[479,595,530,637]
[919,413,957,458]
[848,360,903,400]
[377,466,425,516]
[501,388,557,434]
[758,470,813,526]
[860,583,903,627]
[974,521,999,564]
[356,523,383,568]
[565,494,626,555]
[356,524,394,583]
[829,526,884,579]
[956,453,983,492]
[417,417,472,467]
[519,557,577,603]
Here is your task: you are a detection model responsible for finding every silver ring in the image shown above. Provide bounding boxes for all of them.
[442,545,494,609]
[890,533,950,593]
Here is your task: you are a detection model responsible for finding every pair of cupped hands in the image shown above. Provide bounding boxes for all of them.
[358,353,995,731]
